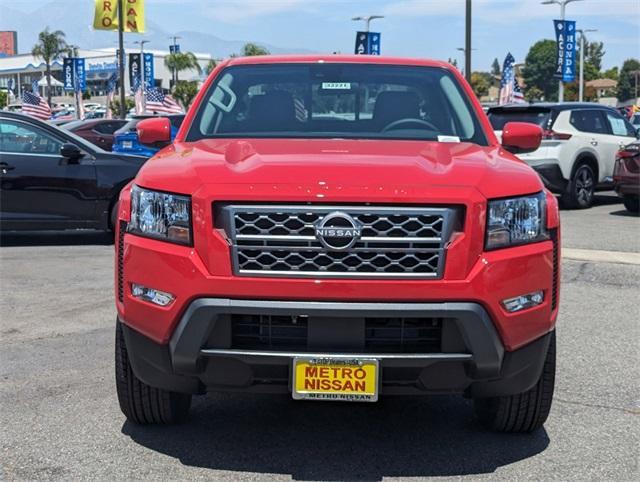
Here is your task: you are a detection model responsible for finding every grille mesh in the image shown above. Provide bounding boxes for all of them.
[230,314,443,353]
[218,205,457,278]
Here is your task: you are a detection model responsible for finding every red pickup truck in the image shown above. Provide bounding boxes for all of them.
[114,55,559,433]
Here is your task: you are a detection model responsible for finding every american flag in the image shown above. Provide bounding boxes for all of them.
[105,72,118,120]
[498,53,526,105]
[22,81,51,120]
[145,87,183,114]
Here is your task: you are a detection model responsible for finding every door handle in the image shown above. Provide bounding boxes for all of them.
[590,139,598,146]
[0,162,15,174]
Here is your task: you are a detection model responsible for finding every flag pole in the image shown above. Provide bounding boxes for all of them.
[118,0,126,119]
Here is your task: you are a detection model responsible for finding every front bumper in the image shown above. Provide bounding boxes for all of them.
[120,299,553,398]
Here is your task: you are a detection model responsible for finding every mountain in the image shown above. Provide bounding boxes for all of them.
[0,0,313,58]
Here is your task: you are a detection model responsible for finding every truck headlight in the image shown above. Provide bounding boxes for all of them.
[486,192,547,250]
[128,185,192,245]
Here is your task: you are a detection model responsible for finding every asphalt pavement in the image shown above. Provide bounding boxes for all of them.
[1,194,639,481]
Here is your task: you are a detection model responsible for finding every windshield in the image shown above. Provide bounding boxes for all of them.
[488,108,553,131]
[187,63,487,145]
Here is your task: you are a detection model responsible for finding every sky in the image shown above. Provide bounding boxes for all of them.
[3,0,639,71]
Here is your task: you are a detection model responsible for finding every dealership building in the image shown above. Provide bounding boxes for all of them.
[0,47,211,101]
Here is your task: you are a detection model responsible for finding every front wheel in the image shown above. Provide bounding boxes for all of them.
[474,331,556,433]
[115,321,191,424]
[561,163,595,209]
[623,196,640,214]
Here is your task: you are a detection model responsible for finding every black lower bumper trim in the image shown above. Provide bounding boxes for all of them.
[119,299,554,398]
[533,163,567,193]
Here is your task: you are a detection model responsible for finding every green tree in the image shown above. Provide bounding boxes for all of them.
[491,58,501,76]
[109,98,135,117]
[602,66,619,81]
[164,51,202,84]
[470,71,490,97]
[0,90,7,108]
[241,43,270,56]
[205,59,217,75]
[172,80,199,110]
[617,58,640,101]
[522,39,558,102]
[525,86,544,102]
[31,28,68,106]
[585,41,605,72]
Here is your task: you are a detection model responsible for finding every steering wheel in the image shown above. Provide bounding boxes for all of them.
[382,118,438,133]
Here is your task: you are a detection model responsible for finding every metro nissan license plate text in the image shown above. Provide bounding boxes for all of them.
[292,357,378,402]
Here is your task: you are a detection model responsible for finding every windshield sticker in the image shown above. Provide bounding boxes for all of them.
[438,135,461,143]
[321,82,351,90]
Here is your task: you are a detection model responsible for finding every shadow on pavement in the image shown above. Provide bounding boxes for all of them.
[609,209,638,218]
[0,230,114,247]
[558,192,622,211]
[122,393,549,480]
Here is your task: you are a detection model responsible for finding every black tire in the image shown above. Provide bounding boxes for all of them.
[474,331,556,433]
[560,163,595,209]
[109,201,119,232]
[115,321,191,424]
[623,196,640,214]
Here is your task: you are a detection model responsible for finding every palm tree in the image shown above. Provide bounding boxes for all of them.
[205,59,217,75]
[241,43,270,56]
[31,28,68,105]
[164,51,202,85]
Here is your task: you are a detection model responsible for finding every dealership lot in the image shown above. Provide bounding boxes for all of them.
[1,194,638,481]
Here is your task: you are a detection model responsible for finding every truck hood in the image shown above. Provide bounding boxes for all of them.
[135,138,543,200]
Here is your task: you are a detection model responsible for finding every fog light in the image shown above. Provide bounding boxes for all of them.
[131,283,175,306]
[502,291,544,313]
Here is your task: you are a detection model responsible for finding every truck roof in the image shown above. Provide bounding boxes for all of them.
[224,54,453,70]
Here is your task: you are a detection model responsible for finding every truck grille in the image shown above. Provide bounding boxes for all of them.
[231,314,443,353]
[217,204,458,278]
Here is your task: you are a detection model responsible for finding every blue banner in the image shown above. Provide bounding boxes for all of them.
[169,44,180,53]
[354,31,381,55]
[63,58,75,91]
[74,58,86,91]
[143,53,154,89]
[554,19,577,82]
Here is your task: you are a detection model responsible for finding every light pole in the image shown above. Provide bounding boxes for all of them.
[464,0,472,83]
[577,28,597,102]
[169,35,181,89]
[351,15,384,32]
[134,40,150,111]
[457,47,477,78]
[541,0,584,103]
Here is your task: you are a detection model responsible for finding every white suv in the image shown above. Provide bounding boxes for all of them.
[488,103,639,208]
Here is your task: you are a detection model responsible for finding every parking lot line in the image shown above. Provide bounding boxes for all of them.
[563,248,640,266]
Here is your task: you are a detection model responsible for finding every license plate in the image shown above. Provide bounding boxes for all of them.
[122,141,133,149]
[292,357,379,402]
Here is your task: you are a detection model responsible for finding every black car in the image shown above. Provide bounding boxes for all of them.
[0,111,147,232]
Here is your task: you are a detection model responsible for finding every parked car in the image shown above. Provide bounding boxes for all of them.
[613,141,640,213]
[4,103,22,112]
[488,103,639,208]
[112,114,183,157]
[0,111,147,232]
[61,118,127,151]
[115,55,559,433]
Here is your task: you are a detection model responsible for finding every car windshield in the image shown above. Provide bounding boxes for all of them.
[488,108,552,130]
[187,63,487,145]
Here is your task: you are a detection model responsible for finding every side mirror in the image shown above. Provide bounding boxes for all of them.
[501,122,543,155]
[60,143,84,163]
[137,117,171,146]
